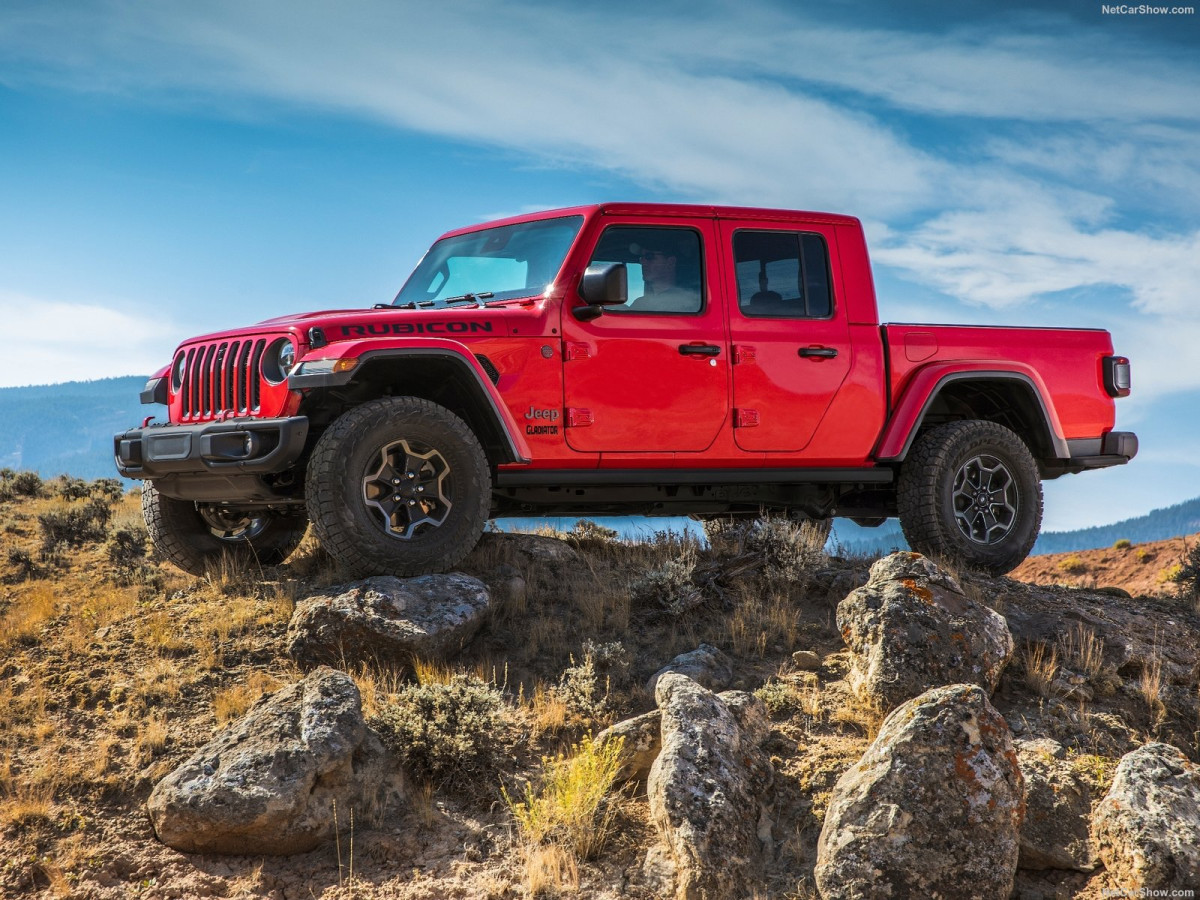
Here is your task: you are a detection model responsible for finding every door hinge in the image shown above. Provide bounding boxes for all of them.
[564,342,591,360]
[567,408,594,427]
[735,409,760,428]
[734,345,757,365]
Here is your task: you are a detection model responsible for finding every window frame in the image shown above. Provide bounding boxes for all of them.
[587,224,708,317]
[731,228,836,321]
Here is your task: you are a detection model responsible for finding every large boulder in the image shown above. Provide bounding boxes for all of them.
[148,667,401,855]
[815,683,1024,900]
[1015,738,1096,872]
[644,674,773,900]
[836,552,1013,710]
[646,643,734,695]
[287,574,489,669]
[1092,742,1200,890]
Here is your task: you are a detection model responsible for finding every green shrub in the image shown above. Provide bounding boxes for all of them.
[371,673,507,787]
[745,516,828,582]
[1112,538,1132,551]
[54,476,91,501]
[570,519,618,542]
[5,547,41,582]
[10,471,45,498]
[37,499,112,557]
[89,478,125,502]
[107,524,152,584]
[1168,543,1200,607]
[629,548,702,616]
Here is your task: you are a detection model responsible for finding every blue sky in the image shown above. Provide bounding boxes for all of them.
[1,0,1198,531]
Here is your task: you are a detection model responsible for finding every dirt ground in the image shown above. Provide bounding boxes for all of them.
[2,483,1198,899]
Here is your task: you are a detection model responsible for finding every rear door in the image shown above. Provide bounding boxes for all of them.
[720,220,851,452]
[560,217,729,452]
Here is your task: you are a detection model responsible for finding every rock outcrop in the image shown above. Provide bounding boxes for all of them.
[286,573,489,669]
[815,683,1024,900]
[1092,742,1200,890]
[595,709,662,784]
[148,667,401,855]
[836,552,1013,710]
[1014,738,1096,872]
[644,674,772,900]
[646,643,734,695]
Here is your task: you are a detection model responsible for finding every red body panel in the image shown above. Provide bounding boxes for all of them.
[156,203,1124,473]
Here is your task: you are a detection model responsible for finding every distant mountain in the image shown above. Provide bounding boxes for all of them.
[0,376,147,481]
[3,378,1198,557]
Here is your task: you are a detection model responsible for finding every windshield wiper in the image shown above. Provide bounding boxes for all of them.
[442,292,495,307]
[381,300,436,310]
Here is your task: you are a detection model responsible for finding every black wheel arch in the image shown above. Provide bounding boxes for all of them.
[294,349,526,469]
[883,372,1068,464]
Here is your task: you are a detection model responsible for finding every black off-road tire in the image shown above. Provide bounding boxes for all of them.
[142,482,309,576]
[304,397,491,577]
[897,420,1042,576]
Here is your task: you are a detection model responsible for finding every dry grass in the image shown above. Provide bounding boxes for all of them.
[1023,642,1060,698]
[1059,622,1105,679]
[1140,653,1165,725]
[213,671,285,724]
[0,582,59,648]
[523,844,580,897]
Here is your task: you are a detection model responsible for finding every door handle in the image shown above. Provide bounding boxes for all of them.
[798,346,838,359]
[679,344,721,357]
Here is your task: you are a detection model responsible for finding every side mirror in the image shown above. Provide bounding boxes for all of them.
[575,263,627,320]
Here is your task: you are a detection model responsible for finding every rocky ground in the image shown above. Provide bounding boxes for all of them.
[0,476,1198,899]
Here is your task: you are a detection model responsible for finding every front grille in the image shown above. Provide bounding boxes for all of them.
[180,338,267,418]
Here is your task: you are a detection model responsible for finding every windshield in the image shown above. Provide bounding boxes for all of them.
[393,215,584,307]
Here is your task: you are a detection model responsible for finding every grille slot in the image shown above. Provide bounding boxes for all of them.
[179,338,269,418]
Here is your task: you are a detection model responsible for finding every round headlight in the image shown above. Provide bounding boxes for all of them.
[262,338,296,385]
[171,351,187,391]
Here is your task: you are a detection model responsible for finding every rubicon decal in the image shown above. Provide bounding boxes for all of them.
[339,321,495,337]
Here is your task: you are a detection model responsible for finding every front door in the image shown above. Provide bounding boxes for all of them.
[561,219,729,453]
[720,221,852,452]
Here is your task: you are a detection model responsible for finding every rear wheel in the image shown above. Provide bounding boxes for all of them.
[142,483,308,575]
[897,420,1042,575]
[304,397,491,577]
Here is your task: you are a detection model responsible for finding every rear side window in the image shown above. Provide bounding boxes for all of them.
[733,231,833,319]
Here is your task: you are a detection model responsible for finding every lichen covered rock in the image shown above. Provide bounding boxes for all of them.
[836,552,1013,710]
[646,643,734,695]
[148,667,400,855]
[1092,742,1200,890]
[645,674,773,900]
[815,683,1024,900]
[286,573,489,669]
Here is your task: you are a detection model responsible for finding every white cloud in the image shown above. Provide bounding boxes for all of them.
[0,292,179,387]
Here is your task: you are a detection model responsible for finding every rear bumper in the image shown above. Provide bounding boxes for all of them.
[1043,431,1138,477]
[114,417,309,480]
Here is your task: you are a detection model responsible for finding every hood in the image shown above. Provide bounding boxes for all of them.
[179,299,553,348]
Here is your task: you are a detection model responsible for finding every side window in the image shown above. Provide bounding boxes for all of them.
[588,226,704,314]
[733,230,833,318]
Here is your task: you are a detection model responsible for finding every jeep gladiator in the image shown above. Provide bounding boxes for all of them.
[114,203,1136,576]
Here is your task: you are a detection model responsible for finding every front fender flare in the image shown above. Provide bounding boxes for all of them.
[289,338,531,463]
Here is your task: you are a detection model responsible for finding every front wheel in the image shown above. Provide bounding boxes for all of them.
[142,483,308,575]
[897,420,1042,575]
[304,397,491,577]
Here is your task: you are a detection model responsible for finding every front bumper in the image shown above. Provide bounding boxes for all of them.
[114,417,309,480]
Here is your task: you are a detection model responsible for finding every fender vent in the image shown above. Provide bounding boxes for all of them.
[474,354,500,385]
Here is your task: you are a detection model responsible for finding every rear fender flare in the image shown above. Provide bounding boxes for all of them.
[876,363,1068,462]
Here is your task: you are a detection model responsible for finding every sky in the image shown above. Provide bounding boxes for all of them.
[0,0,1198,531]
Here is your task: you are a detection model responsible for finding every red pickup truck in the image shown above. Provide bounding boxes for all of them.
[115,203,1135,577]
